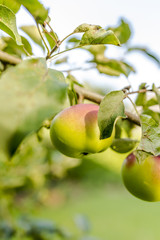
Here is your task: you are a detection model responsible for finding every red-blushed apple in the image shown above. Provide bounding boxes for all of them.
[50,104,115,158]
[121,153,160,201]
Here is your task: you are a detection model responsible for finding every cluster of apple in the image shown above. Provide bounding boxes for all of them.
[50,104,160,202]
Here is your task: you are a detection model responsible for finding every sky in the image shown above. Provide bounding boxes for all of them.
[17,0,160,92]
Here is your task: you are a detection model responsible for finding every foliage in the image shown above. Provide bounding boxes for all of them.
[0,0,160,238]
[0,215,99,240]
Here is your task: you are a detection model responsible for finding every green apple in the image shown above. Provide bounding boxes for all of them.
[50,104,115,158]
[121,153,160,201]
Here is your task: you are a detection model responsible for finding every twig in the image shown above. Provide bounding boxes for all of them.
[60,65,96,73]
[0,51,143,126]
[47,46,81,60]
[46,30,77,60]
[22,46,31,57]
[0,50,21,65]
[126,95,140,118]
[42,26,57,44]
[74,84,103,103]
[124,111,141,126]
[60,32,75,45]
[127,87,160,95]
[37,23,50,56]
[74,84,141,126]
[46,43,60,60]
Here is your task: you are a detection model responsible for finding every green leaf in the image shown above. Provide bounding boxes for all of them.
[135,150,152,163]
[0,61,4,71]
[55,56,68,64]
[98,90,126,139]
[20,25,44,50]
[68,36,81,43]
[2,36,32,57]
[127,46,160,65]
[0,38,7,50]
[137,114,160,156]
[44,30,58,50]
[66,74,83,87]
[95,57,135,77]
[74,23,101,33]
[135,83,147,106]
[142,109,160,124]
[83,45,106,57]
[0,5,22,45]
[16,0,48,24]
[0,58,67,157]
[111,138,138,153]
[66,74,82,105]
[152,84,160,108]
[67,88,78,106]
[115,118,135,138]
[145,98,158,107]
[21,36,33,55]
[97,64,120,76]
[80,29,120,46]
[107,18,131,44]
[0,0,21,13]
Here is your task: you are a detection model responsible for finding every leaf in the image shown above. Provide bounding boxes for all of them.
[66,74,83,87]
[142,109,160,124]
[127,46,160,65]
[83,45,106,57]
[66,74,81,105]
[16,0,48,24]
[67,88,78,106]
[111,138,138,153]
[137,114,160,156]
[135,83,147,106]
[0,5,22,45]
[98,90,126,139]
[122,62,136,76]
[0,0,21,13]
[21,36,33,55]
[44,30,58,50]
[107,18,131,44]
[135,150,152,163]
[0,61,4,71]
[95,57,135,77]
[0,38,7,50]
[145,98,158,107]
[2,36,32,57]
[97,64,120,76]
[74,23,101,33]
[114,118,134,138]
[68,36,81,43]
[20,25,44,50]
[80,29,120,46]
[0,58,67,157]
[152,84,160,108]
[55,56,68,64]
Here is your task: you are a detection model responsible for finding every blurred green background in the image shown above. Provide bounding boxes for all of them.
[1,127,160,240]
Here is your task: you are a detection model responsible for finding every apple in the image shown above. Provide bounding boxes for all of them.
[50,104,115,158]
[121,153,160,201]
